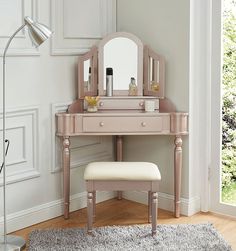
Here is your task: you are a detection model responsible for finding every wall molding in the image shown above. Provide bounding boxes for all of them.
[0,189,200,233]
[0,0,40,56]
[51,102,69,172]
[50,0,116,55]
[123,191,200,216]
[5,125,27,166]
[0,106,40,185]
[0,191,115,234]
[51,102,113,173]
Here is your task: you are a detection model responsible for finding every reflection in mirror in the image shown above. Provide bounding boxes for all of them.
[149,57,160,92]
[83,59,91,92]
[78,46,98,98]
[103,37,138,91]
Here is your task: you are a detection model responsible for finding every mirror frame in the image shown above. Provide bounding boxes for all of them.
[98,32,143,96]
[77,33,165,99]
[78,46,98,98]
[143,45,165,98]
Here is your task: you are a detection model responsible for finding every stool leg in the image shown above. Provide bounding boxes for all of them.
[148,191,152,223]
[151,192,158,236]
[87,192,94,234]
[93,191,96,219]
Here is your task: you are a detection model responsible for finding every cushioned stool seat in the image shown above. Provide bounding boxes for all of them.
[84,162,161,236]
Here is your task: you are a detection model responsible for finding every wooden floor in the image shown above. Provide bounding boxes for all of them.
[13,199,236,250]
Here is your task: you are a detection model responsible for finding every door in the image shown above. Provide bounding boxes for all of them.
[210,0,236,217]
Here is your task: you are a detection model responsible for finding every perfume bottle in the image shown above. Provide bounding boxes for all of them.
[150,81,159,92]
[128,77,137,96]
[106,67,113,96]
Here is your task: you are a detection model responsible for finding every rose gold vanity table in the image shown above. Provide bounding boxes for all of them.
[55,32,188,219]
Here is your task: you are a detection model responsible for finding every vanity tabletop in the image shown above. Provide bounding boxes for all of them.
[57,110,188,117]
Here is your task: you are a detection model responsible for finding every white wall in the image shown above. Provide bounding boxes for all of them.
[117,0,200,214]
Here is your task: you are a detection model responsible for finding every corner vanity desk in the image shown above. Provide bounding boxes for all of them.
[55,32,188,220]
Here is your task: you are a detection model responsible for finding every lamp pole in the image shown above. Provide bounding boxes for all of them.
[1,17,52,251]
[2,22,26,244]
[1,24,27,251]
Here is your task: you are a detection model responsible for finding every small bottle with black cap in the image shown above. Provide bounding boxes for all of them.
[87,67,91,91]
[106,67,113,96]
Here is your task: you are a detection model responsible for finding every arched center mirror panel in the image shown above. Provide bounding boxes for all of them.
[103,37,138,91]
[98,32,143,96]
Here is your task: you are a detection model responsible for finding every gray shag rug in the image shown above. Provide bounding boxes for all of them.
[28,223,232,251]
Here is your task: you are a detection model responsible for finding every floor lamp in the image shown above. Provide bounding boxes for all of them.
[0,16,52,251]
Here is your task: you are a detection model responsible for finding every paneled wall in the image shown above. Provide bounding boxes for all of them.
[0,0,115,233]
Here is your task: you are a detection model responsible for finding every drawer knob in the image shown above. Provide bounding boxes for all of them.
[99,102,104,107]
[99,122,104,127]
[139,102,144,107]
[141,122,146,127]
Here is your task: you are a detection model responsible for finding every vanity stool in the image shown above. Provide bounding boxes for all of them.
[84,161,161,236]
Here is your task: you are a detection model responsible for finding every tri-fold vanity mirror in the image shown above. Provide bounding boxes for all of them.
[76,32,165,112]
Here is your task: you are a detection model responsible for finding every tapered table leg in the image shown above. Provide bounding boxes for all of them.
[63,136,70,219]
[116,135,123,200]
[174,136,182,218]
[116,135,123,161]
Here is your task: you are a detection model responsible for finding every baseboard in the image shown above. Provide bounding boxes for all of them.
[0,191,116,234]
[123,191,200,216]
[0,191,200,233]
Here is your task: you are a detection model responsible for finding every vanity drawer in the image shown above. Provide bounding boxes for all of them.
[83,116,168,133]
[94,98,159,110]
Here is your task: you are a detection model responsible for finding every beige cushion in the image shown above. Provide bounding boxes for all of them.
[84,162,161,181]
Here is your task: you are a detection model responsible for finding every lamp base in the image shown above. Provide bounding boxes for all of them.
[0,235,26,251]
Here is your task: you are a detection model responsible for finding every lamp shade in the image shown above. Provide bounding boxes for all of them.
[24,16,52,47]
